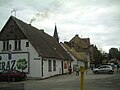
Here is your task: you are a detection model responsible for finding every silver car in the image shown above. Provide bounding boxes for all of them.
[93,65,114,74]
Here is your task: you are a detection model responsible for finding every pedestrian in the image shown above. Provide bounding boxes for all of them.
[90,65,93,70]
[117,64,119,73]
[68,66,72,75]
[76,65,80,76]
[85,68,88,74]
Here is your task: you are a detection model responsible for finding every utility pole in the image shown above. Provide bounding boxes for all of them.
[8,44,12,83]
[80,66,85,90]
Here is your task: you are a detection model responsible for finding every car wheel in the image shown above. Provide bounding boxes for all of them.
[109,71,113,74]
[11,77,16,82]
[95,71,99,74]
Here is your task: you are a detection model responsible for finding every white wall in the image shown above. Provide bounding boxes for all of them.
[42,58,62,78]
[63,60,69,73]
[0,42,2,51]
[87,54,90,68]
[0,40,42,78]
[0,40,71,79]
[78,61,85,67]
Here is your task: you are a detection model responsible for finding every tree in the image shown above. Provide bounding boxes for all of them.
[109,48,120,61]
[93,45,103,65]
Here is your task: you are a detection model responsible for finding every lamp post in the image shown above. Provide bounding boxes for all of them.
[80,66,85,90]
[8,44,12,83]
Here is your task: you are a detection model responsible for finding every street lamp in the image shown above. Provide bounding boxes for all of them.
[8,44,12,83]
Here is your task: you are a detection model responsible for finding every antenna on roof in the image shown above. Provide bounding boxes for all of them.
[11,8,18,17]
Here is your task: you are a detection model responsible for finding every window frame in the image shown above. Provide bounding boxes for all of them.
[48,60,52,72]
[3,41,9,51]
[26,42,29,47]
[53,60,56,71]
[14,40,21,50]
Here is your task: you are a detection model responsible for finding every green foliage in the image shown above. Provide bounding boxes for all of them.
[93,45,103,64]
[109,48,120,60]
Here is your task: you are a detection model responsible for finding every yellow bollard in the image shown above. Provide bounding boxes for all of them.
[80,66,85,90]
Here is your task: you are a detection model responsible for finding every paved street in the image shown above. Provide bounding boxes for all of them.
[0,70,120,90]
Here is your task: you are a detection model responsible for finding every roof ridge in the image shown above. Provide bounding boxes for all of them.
[2,16,72,60]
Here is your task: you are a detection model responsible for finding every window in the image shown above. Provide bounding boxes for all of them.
[106,66,110,68]
[14,40,21,50]
[3,41,9,51]
[99,66,106,69]
[53,60,56,71]
[64,63,67,69]
[15,41,17,49]
[26,42,29,47]
[48,60,52,72]
[18,40,21,49]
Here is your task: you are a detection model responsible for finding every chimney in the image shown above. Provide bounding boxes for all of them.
[76,34,79,37]
[39,29,44,33]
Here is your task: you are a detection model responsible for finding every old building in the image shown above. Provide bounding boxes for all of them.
[53,23,59,43]
[0,16,72,79]
[61,34,92,70]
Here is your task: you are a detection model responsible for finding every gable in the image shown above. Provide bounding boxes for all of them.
[69,35,88,49]
[62,43,87,62]
[0,16,71,60]
[81,38,90,47]
[0,17,26,41]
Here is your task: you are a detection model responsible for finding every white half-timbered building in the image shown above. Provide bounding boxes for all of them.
[0,16,72,79]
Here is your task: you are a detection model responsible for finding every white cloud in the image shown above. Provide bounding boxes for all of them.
[0,0,120,52]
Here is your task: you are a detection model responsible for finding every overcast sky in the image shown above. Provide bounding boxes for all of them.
[0,0,120,52]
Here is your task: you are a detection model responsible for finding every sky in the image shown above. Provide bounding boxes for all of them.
[0,0,120,53]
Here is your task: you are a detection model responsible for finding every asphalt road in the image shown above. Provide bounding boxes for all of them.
[0,70,120,90]
[84,73,120,90]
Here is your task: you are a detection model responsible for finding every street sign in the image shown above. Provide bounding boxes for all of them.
[0,56,2,60]
[8,51,12,60]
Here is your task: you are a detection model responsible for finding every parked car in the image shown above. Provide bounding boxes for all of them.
[93,65,114,74]
[0,70,26,82]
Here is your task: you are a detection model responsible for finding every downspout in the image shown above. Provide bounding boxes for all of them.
[41,57,44,77]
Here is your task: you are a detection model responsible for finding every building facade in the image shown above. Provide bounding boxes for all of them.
[61,35,91,70]
[0,16,72,79]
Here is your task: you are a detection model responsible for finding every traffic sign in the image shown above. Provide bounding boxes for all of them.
[8,51,12,60]
[0,56,2,60]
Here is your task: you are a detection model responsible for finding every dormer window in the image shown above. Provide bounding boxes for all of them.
[14,40,21,50]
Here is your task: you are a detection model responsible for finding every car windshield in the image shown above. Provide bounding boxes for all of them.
[99,66,106,68]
